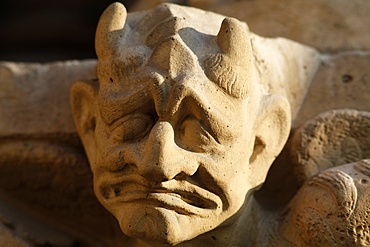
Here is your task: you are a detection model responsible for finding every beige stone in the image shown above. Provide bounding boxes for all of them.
[71,3,292,246]
[293,51,370,128]
[280,160,370,246]
[0,2,369,247]
[70,2,369,246]
[132,0,370,52]
[291,109,370,184]
[0,61,128,246]
[0,60,96,136]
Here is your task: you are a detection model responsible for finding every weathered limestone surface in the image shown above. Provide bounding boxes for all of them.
[208,0,370,52]
[0,61,129,246]
[71,3,293,245]
[132,0,370,52]
[294,52,370,127]
[0,2,369,247]
[291,109,370,183]
[0,60,96,136]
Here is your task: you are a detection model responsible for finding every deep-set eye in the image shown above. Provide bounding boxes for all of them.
[179,117,215,152]
[111,114,154,142]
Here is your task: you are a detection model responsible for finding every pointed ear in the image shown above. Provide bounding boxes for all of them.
[249,94,291,186]
[70,79,99,165]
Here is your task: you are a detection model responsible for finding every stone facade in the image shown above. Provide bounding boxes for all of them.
[0,1,369,246]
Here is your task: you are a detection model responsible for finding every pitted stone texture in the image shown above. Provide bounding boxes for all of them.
[280,160,370,246]
[291,109,370,184]
[132,0,370,52]
[293,52,370,128]
[210,0,370,52]
[0,2,369,247]
[72,3,292,246]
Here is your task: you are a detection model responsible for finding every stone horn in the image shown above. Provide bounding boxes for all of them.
[206,18,252,98]
[216,18,251,65]
[95,2,127,58]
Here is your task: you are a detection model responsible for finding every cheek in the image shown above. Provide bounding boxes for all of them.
[92,123,123,172]
[93,123,146,174]
[217,154,251,191]
[212,135,254,203]
[220,131,254,170]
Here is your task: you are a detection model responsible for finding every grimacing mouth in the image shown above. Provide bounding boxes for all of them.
[97,176,222,215]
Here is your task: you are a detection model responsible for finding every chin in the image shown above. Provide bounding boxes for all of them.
[115,203,219,245]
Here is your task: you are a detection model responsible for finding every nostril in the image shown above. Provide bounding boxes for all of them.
[114,187,122,196]
[152,173,170,183]
[174,172,188,180]
[101,187,122,200]
[142,166,171,183]
[103,193,110,200]
[115,163,126,171]
[101,188,111,200]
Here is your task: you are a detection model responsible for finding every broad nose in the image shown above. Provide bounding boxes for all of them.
[139,121,198,182]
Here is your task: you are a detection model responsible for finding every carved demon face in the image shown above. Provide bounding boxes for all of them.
[71,3,290,245]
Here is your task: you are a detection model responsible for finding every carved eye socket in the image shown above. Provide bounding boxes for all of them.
[111,114,154,142]
[179,116,215,152]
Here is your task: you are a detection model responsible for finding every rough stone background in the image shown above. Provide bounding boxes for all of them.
[0,61,130,246]
[0,0,369,246]
[132,0,370,52]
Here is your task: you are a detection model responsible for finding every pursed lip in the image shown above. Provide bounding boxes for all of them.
[99,177,222,215]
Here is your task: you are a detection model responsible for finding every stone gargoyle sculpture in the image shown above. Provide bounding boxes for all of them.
[71,2,293,246]
[69,2,370,247]
[0,2,369,247]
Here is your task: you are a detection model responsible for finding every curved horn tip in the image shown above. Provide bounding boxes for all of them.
[96,2,127,58]
[218,17,249,37]
[216,17,250,54]
[99,2,127,32]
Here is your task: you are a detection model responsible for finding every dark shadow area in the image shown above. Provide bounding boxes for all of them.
[254,134,301,210]
[0,0,134,62]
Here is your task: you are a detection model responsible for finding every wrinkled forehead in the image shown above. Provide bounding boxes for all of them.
[98,4,222,79]
[126,4,224,50]
[111,3,226,64]
[96,3,254,99]
[132,4,224,34]
[98,67,249,127]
